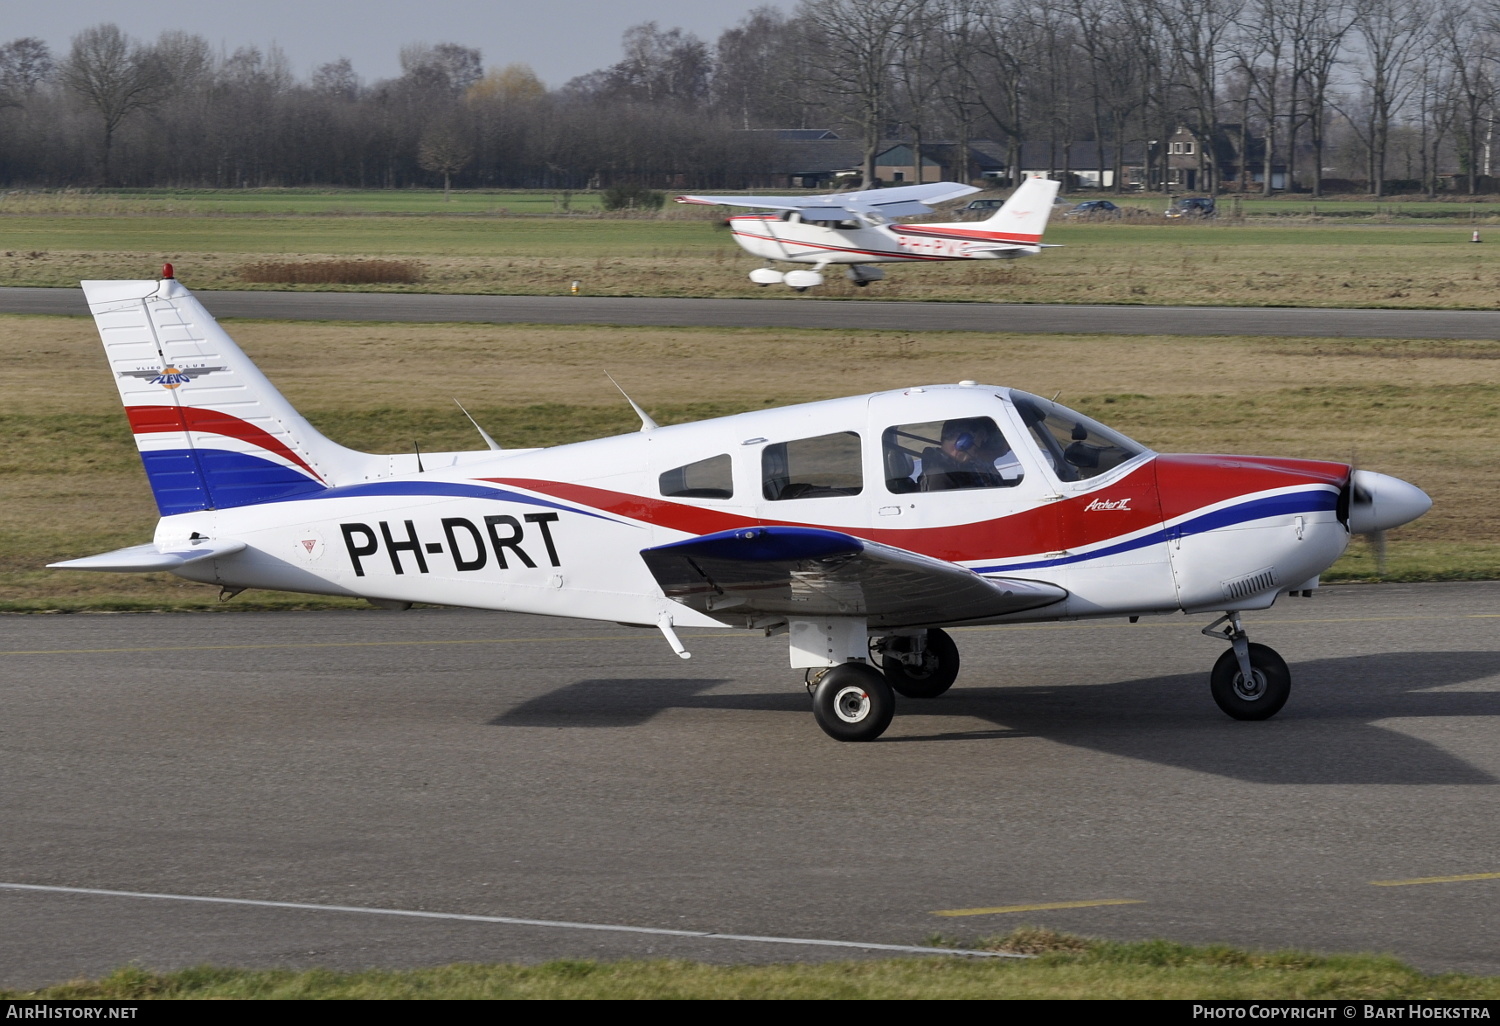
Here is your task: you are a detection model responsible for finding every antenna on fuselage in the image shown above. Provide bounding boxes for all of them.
[413,440,425,473]
[605,371,659,432]
[453,398,502,451]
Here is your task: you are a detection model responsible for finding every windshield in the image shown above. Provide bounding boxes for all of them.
[1009,391,1148,482]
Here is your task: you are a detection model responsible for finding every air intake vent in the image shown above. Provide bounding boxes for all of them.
[1222,567,1279,602]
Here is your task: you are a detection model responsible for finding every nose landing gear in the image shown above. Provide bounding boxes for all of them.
[1202,612,1290,720]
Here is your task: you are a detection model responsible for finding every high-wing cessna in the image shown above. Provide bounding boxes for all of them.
[54,272,1432,742]
[675,176,1060,291]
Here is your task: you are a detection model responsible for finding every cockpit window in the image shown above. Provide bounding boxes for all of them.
[762,431,863,500]
[660,454,733,499]
[1009,392,1146,482]
[882,418,1024,493]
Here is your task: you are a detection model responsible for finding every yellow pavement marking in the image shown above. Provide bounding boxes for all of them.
[933,898,1143,917]
[0,632,743,657]
[1371,872,1500,887]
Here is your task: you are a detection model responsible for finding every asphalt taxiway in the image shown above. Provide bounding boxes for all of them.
[2,286,1497,339]
[3,581,1499,987]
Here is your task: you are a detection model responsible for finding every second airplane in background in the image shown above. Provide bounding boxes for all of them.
[675,176,1061,292]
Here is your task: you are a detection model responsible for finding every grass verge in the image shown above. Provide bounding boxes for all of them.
[4,209,1500,306]
[7,929,1499,999]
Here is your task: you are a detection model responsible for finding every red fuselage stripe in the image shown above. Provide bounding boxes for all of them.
[127,405,325,483]
[728,228,951,262]
[486,455,1348,564]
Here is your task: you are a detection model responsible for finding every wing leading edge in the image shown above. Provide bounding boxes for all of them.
[675,182,980,221]
[639,526,1066,628]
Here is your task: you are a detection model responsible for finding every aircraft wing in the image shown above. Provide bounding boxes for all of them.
[639,526,1066,628]
[675,181,980,220]
[49,539,246,573]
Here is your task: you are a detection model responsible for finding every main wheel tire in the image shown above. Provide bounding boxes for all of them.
[1210,642,1291,720]
[812,663,895,742]
[880,628,960,699]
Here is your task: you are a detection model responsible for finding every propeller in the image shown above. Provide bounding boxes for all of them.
[1344,468,1431,576]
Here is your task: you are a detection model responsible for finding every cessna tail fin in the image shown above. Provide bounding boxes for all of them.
[82,275,380,516]
[983,176,1061,244]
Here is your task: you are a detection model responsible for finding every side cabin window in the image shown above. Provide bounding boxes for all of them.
[1009,392,1145,482]
[763,432,863,500]
[660,454,733,499]
[882,418,1024,494]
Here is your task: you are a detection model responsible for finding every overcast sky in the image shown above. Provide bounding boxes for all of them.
[7,1,792,89]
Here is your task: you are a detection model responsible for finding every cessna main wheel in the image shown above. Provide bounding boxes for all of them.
[1210,643,1290,721]
[812,663,895,742]
[880,628,960,699]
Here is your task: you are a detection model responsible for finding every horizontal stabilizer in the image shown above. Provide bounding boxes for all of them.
[640,526,1066,628]
[48,539,246,573]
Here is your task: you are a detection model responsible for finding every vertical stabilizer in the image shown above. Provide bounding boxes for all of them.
[82,276,376,516]
[984,176,1061,243]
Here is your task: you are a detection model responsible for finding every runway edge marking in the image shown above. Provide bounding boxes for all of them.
[0,882,1030,960]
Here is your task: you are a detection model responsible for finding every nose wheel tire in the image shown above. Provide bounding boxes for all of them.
[812,664,895,742]
[879,628,961,699]
[1210,643,1291,720]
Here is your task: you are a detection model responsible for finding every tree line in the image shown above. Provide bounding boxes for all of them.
[1,0,1496,197]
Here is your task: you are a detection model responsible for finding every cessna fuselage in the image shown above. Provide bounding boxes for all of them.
[726,212,1042,265]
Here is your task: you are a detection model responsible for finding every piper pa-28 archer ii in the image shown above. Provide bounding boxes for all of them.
[675,175,1061,291]
[54,271,1432,742]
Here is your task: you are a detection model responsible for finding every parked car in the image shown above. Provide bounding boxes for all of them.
[961,197,1005,220]
[1063,199,1122,219]
[1165,196,1217,218]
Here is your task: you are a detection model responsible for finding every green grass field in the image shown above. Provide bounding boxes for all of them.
[5,188,1500,305]
[3,216,1500,306]
[8,930,1499,999]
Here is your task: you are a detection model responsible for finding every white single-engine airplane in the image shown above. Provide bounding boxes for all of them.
[675,176,1060,291]
[54,271,1432,741]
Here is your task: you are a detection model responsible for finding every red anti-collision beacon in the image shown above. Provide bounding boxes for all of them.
[162,263,174,279]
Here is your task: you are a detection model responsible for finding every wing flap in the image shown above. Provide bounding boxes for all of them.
[49,539,246,573]
[640,526,1065,627]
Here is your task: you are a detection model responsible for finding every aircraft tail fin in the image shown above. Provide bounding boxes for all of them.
[82,274,379,517]
[983,176,1062,243]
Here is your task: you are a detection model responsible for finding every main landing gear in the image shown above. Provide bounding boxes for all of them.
[805,628,962,741]
[872,628,961,699]
[1202,612,1291,720]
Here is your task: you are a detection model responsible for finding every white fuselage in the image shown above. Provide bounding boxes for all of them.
[727,213,1040,266]
[157,386,1353,631]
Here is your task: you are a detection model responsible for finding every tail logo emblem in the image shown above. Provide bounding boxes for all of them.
[119,365,227,389]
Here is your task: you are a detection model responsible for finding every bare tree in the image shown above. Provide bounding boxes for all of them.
[312,58,361,100]
[62,24,169,182]
[1436,1,1497,194]
[0,38,55,100]
[1150,0,1246,195]
[799,0,918,186]
[1285,0,1356,196]
[400,42,483,94]
[418,121,472,198]
[1341,0,1432,197]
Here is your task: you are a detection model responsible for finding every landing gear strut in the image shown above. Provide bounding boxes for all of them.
[1202,612,1290,720]
[872,628,960,698]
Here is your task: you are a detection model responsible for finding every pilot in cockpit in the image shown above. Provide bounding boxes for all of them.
[919,417,1023,491]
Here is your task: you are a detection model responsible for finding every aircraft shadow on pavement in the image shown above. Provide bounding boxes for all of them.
[491,651,1500,785]
[492,679,801,728]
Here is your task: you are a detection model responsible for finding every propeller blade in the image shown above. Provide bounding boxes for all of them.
[1369,528,1387,576]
